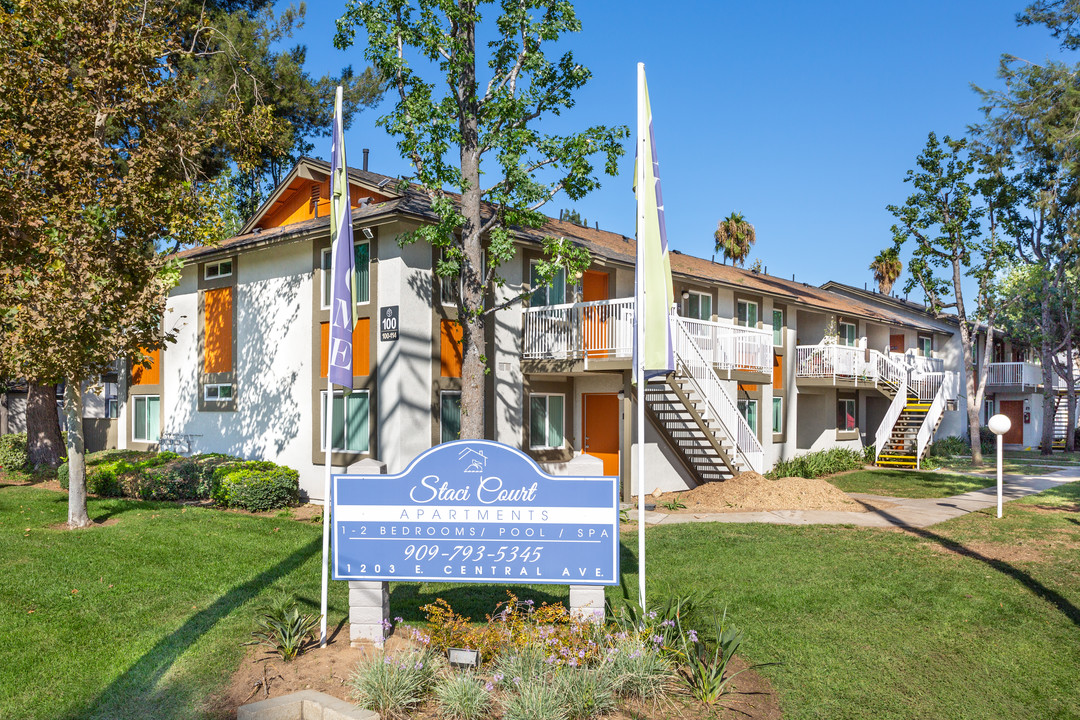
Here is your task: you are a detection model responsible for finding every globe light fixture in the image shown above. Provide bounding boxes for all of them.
[987,414,1012,518]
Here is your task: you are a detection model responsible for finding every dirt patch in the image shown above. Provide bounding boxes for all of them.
[47,517,120,530]
[209,633,782,720]
[926,541,1046,564]
[1026,503,1080,515]
[653,472,866,514]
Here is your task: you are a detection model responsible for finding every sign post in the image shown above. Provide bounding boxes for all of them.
[330,440,620,589]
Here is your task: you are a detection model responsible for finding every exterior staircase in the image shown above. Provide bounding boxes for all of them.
[641,374,744,482]
[1053,392,1070,449]
[876,395,930,468]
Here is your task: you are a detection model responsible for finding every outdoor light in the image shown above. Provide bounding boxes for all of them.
[362,227,374,239]
[448,648,480,667]
[681,289,690,300]
[988,413,1012,518]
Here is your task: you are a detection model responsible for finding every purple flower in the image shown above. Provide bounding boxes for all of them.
[651,634,663,644]
[415,661,424,669]
[485,682,494,692]
[646,611,657,620]
[688,629,699,643]
[568,658,578,667]
[577,650,585,659]
[394,616,403,623]
[525,599,535,606]
[513,677,521,686]
[493,673,504,683]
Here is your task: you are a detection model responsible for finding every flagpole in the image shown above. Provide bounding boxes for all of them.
[635,62,647,613]
[320,374,333,647]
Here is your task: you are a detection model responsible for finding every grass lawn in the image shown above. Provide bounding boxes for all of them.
[933,450,1080,474]
[3,478,1080,719]
[826,468,993,498]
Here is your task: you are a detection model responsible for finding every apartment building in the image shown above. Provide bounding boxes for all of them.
[112,158,1001,500]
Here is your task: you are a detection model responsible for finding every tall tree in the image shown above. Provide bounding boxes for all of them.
[888,133,1012,465]
[335,0,626,439]
[869,247,903,295]
[25,384,62,470]
[0,0,274,527]
[713,211,756,266]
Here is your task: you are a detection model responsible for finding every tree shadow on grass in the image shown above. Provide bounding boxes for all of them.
[70,537,321,720]
[854,500,1080,629]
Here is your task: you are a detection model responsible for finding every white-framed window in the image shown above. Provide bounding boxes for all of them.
[837,398,856,432]
[737,398,758,434]
[530,261,566,306]
[918,335,932,357]
[737,300,758,328]
[133,395,160,442]
[440,391,462,443]
[984,398,995,424]
[529,394,565,449]
[106,399,119,420]
[321,241,371,309]
[320,390,370,453]
[837,321,857,347]
[772,396,783,434]
[204,259,233,280]
[772,309,784,346]
[204,384,234,402]
[684,291,712,321]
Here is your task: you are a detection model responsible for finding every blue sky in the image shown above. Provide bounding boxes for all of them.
[284,0,1067,298]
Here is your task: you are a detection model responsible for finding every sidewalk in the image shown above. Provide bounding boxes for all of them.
[637,465,1080,529]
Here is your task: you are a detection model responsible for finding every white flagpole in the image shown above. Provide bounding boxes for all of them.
[635,62,647,613]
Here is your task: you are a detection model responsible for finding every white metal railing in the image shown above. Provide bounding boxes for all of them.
[986,361,1040,387]
[672,317,764,473]
[915,371,957,469]
[679,317,772,374]
[871,349,908,388]
[795,344,873,380]
[875,374,909,462]
[906,354,944,373]
[910,372,945,401]
[522,298,634,360]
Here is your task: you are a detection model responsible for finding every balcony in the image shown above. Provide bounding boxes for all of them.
[985,361,1041,389]
[521,297,773,375]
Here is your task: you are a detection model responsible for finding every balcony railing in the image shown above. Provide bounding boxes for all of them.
[522,297,773,374]
[986,361,1041,387]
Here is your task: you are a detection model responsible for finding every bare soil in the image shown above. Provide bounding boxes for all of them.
[653,471,868,514]
[209,633,783,720]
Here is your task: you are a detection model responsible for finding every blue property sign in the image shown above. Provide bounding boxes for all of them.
[330,440,619,585]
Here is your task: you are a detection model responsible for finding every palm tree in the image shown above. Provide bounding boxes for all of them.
[713,212,756,266]
[869,248,903,295]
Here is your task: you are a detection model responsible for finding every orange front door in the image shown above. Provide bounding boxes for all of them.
[1000,400,1024,445]
[584,393,620,476]
[582,271,609,358]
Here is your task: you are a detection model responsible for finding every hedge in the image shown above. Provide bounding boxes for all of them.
[211,462,299,512]
[0,433,28,472]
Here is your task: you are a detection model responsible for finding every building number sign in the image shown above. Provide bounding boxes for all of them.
[380,306,399,342]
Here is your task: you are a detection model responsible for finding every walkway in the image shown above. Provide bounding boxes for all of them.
[637,466,1080,529]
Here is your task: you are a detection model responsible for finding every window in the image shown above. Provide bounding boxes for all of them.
[133,395,160,443]
[529,394,565,449]
[837,398,856,432]
[106,399,119,419]
[530,262,566,306]
[321,241,371,309]
[772,397,783,434]
[438,249,462,305]
[441,392,462,443]
[918,335,932,357]
[737,300,758,328]
[737,399,758,433]
[772,309,784,346]
[685,291,712,321]
[320,390,370,453]
[837,321,857,347]
[204,384,233,402]
[204,259,232,279]
[984,399,995,424]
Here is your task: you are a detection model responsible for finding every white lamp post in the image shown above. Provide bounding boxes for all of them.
[987,414,1011,518]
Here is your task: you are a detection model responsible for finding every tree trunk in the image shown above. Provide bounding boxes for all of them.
[26,383,63,469]
[1039,287,1056,455]
[65,381,90,529]
[1,391,8,436]
[455,5,486,440]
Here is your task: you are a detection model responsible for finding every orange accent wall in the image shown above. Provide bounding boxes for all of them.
[773,353,783,390]
[441,320,464,378]
[131,348,160,386]
[204,287,233,373]
[320,318,370,378]
[260,178,391,229]
[738,382,757,393]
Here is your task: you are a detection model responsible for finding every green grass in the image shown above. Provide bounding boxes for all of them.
[3,479,1080,720]
[932,451,1080,474]
[827,469,994,498]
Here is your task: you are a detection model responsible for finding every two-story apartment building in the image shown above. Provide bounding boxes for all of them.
[113,158,991,501]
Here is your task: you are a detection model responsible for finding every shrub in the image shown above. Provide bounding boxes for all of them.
[976,426,995,455]
[212,464,299,512]
[602,638,674,703]
[0,433,28,472]
[58,461,69,489]
[501,681,566,720]
[553,667,616,720]
[492,645,550,688]
[349,649,442,719]
[433,674,492,720]
[249,594,320,662]
[675,611,751,707]
[86,467,122,497]
[765,447,865,479]
[929,435,968,457]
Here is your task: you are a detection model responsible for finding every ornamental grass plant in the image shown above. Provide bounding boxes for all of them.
[348,648,442,719]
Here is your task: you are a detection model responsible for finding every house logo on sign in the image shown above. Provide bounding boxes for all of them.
[458,447,487,474]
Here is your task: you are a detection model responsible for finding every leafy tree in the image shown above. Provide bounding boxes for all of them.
[561,208,587,227]
[172,1,384,221]
[1018,0,1080,49]
[0,0,273,527]
[335,0,627,439]
[887,133,1013,465]
[869,247,903,295]
[713,212,756,266]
